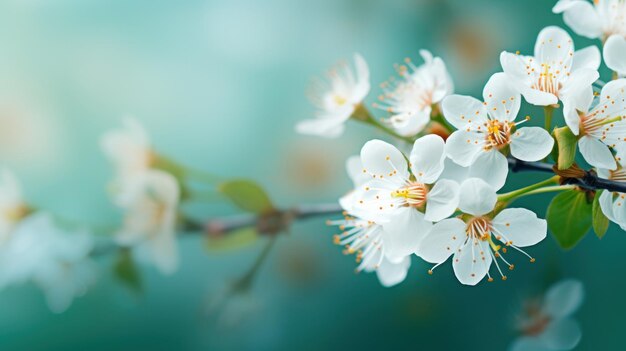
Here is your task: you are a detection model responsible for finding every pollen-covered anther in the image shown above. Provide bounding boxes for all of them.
[484,120,513,150]
[391,181,428,207]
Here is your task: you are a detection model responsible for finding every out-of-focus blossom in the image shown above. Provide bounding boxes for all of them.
[571,79,626,170]
[418,178,546,285]
[604,34,626,76]
[296,53,370,138]
[443,73,553,190]
[510,279,584,351]
[114,170,180,275]
[0,213,96,313]
[0,170,29,244]
[101,117,154,191]
[374,50,453,137]
[553,0,626,40]
[500,26,600,127]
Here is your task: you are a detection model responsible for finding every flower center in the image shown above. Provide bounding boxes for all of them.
[579,110,624,137]
[466,216,493,241]
[391,182,428,207]
[532,63,562,96]
[484,120,512,150]
[2,204,29,223]
[333,95,347,106]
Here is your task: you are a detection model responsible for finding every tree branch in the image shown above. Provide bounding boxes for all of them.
[507,157,626,193]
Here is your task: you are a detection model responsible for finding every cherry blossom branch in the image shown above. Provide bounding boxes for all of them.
[507,157,626,193]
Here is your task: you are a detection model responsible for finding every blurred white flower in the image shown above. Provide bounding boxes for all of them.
[114,170,180,275]
[101,117,154,190]
[374,50,454,137]
[418,178,546,285]
[604,34,626,76]
[331,155,411,287]
[0,170,29,244]
[296,53,370,138]
[0,213,96,313]
[500,26,600,126]
[443,73,553,190]
[553,0,626,40]
[597,166,626,230]
[510,279,584,351]
[572,79,626,170]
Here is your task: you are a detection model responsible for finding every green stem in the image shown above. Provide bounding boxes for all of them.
[352,104,415,144]
[544,106,554,132]
[235,235,277,290]
[497,176,560,203]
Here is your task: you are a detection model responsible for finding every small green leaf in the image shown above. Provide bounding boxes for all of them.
[207,227,258,251]
[552,126,578,170]
[219,179,274,214]
[547,189,592,249]
[113,249,143,294]
[592,190,609,238]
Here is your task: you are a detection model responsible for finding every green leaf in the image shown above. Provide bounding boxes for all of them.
[547,189,592,249]
[219,179,274,214]
[207,227,258,251]
[113,249,143,294]
[552,126,578,170]
[592,190,609,238]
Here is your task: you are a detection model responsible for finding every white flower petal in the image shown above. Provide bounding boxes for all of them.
[578,135,617,170]
[510,127,554,162]
[572,45,601,71]
[425,179,460,221]
[417,218,465,264]
[452,239,492,286]
[346,155,369,188]
[459,178,497,216]
[360,139,409,180]
[352,53,371,101]
[381,208,432,263]
[509,337,551,351]
[544,279,585,319]
[439,157,470,184]
[388,109,431,137]
[599,190,617,222]
[376,256,410,287]
[492,208,547,247]
[534,26,574,68]
[604,35,626,76]
[540,318,582,350]
[557,1,603,39]
[441,95,488,130]
[445,131,484,167]
[410,134,446,184]
[467,150,509,191]
[295,117,346,138]
[482,72,521,122]
[499,52,558,106]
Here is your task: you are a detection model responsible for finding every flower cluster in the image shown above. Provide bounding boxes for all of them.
[298,4,626,287]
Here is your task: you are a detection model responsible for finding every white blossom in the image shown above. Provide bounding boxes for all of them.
[418,178,546,285]
[443,73,554,190]
[374,50,454,136]
[0,213,96,313]
[0,170,28,244]
[553,0,626,40]
[331,156,411,287]
[510,279,584,351]
[114,169,180,275]
[500,26,600,126]
[604,34,626,76]
[571,79,626,169]
[296,53,370,138]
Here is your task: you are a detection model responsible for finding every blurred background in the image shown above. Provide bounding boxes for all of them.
[0,0,619,349]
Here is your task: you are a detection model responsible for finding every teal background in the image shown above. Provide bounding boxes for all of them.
[0,0,619,350]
